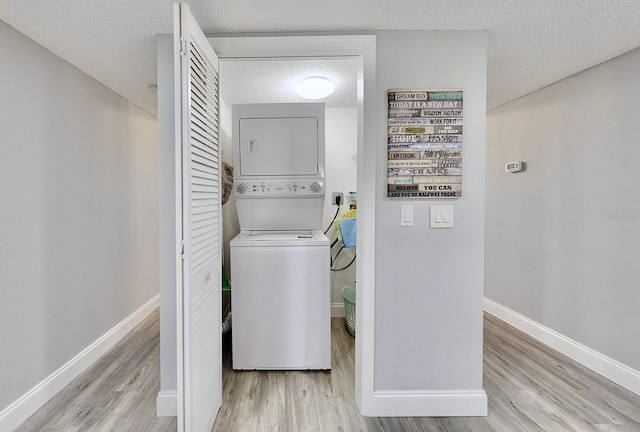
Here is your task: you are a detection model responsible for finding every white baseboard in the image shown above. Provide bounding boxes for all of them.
[156,390,178,417]
[484,297,640,397]
[331,302,346,317]
[366,390,487,417]
[0,295,160,432]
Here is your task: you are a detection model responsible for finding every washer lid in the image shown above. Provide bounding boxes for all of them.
[247,231,316,241]
[231,230,329,246]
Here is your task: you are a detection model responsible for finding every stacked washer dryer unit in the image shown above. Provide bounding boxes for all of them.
[230,103,330,370]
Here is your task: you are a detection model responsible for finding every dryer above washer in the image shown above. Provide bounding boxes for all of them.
[231,103,326,232]
[234,179,325,231]
[232,102,325,181]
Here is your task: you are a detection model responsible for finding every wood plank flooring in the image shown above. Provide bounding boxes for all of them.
[14,310,176,432]
[16,310,640,431]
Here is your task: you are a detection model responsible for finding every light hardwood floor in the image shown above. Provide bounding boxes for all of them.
[14,310,176,432]
[16,310,640,431]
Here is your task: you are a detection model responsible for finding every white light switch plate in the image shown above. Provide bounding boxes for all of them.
[401,205,414,227]
[430,205,454,228]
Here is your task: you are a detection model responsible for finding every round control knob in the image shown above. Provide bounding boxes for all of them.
[310,182,322,193]
[236,183,249,194]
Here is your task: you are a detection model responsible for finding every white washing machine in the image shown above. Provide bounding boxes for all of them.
[231,229,330,370]
[230,103,331,370]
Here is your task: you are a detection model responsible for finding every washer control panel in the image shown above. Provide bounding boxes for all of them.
[235,179,325,197]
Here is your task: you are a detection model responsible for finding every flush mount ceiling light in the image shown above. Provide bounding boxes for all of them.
[295,76,335,99]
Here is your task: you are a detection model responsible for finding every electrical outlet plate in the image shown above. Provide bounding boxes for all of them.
[332,192,344,205]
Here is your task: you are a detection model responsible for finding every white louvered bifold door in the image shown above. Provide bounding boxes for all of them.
[174,4,222,432]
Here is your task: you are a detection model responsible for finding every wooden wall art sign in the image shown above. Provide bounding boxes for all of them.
[387,89,463,198]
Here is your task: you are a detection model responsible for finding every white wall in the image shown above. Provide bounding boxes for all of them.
[0,19,159,416]
[157,34,178,397]
[220,98,239,282]
[373,31,487,410]
[322,108,358,308]
[485,47,640,375]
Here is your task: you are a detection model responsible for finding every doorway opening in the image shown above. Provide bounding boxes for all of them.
[208,34,376,412]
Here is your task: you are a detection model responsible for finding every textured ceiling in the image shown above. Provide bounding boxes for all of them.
[1,0,640,116]
[220,58,359,108]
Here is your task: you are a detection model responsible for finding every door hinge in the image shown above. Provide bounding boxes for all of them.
[177,36,187,57]
[179,240,189,260]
